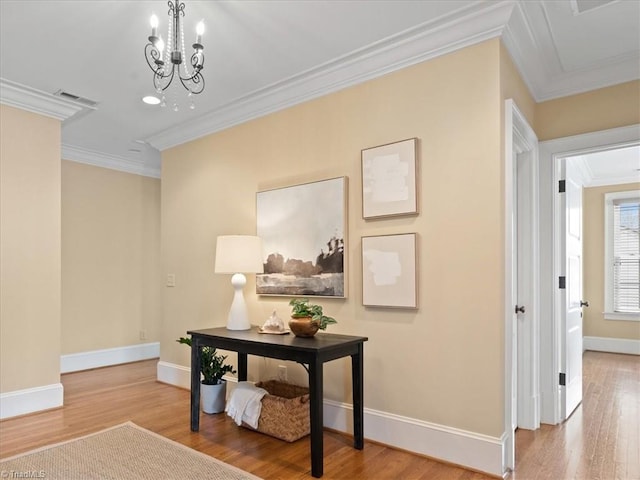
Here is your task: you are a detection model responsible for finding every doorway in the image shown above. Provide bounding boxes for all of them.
[504,119,639,475]
[538,124,640,425]
[504,99,539,472]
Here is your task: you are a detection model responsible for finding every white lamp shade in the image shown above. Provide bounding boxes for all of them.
[214,235,263,273]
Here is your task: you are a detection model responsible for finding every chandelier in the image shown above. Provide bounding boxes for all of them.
[144,1,205,110]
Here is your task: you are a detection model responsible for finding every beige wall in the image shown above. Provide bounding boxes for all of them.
[584,182,640,340]
[162,39,506,437]
[0,105,61,392]
[61,161,162,354]
[500,41,536,127]
[535,80,640,141]
[0,106,161,398]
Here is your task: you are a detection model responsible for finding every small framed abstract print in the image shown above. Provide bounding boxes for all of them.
[361,138,418,219]
[361,233,417,308]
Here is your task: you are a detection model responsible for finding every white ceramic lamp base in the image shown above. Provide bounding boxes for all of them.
[226,273,251,330]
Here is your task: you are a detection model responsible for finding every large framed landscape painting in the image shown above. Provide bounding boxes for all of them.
[256,177,347,297]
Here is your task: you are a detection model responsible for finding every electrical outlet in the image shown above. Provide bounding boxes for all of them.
[166,273,176,287]
[139,330,146,341]
[277,365,287,382]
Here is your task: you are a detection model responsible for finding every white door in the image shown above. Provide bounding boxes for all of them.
[516,147,537,430]
[511,144,519,438]
[560,157,584,419]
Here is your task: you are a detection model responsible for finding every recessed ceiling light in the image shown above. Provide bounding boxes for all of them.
[142,95,161,105]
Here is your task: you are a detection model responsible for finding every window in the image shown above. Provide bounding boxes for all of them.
[604,190,640,320]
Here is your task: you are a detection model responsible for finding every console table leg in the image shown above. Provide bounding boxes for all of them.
[190,340,201,432]
[352,344,364,449]
[309,359,324,478]
[238,353,248,381]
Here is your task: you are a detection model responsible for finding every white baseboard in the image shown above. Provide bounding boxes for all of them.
[158,361,504,477]
[584,336,640,355]
[60,342,160,373]
[323,399,503,476]
[0,383,64,420]
[157,361,238,391]
[157,360,191,389]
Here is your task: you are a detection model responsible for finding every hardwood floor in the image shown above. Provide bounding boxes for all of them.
[1,351,637,479]
[512,351,639,480]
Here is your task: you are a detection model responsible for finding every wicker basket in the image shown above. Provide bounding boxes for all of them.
[243,380,310,442]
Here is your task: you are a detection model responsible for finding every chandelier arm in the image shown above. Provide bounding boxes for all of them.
[152,63,176,81]
[145,43,178,93]
[144,43,164,72]
[178,72,205,95]
[155,66,177,92]
[189,51,204,71]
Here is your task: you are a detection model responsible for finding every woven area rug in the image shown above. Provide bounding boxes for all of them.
[0,421,262,480]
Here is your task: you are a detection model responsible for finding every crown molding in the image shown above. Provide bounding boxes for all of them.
[503,2,640,102]
[0,78,83,121]
[146,1,516,151]
[62,144,161,179]
[584,174,640,188]
[2,78,161,179]
[532,58,640,102]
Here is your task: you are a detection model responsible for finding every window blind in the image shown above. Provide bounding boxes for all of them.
[612,199,640,313]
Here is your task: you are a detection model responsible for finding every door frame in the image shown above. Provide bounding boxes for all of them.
[504,99,539,471]
[538,124,640,425]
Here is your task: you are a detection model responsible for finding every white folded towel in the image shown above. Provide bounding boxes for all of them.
[225,381,268,429]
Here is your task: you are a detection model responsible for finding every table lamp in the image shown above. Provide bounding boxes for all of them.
[214,235,264,330]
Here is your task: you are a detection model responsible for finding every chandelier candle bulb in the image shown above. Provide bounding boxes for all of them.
[195,21,204,46]
[150,14,158,38]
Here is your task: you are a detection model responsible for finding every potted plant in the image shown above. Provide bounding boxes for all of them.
[288,298,337,337]
[177,337,236,414]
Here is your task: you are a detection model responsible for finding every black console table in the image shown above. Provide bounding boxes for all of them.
[187,327,368,478]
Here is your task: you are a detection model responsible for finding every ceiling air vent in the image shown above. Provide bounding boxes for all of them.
[53,89,98,108]
[570,0,617,15]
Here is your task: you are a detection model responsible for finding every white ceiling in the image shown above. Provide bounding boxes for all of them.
[578,145,640,187]
[1,0,639,178]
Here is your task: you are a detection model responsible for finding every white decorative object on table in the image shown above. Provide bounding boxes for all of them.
[259,310,288,334]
